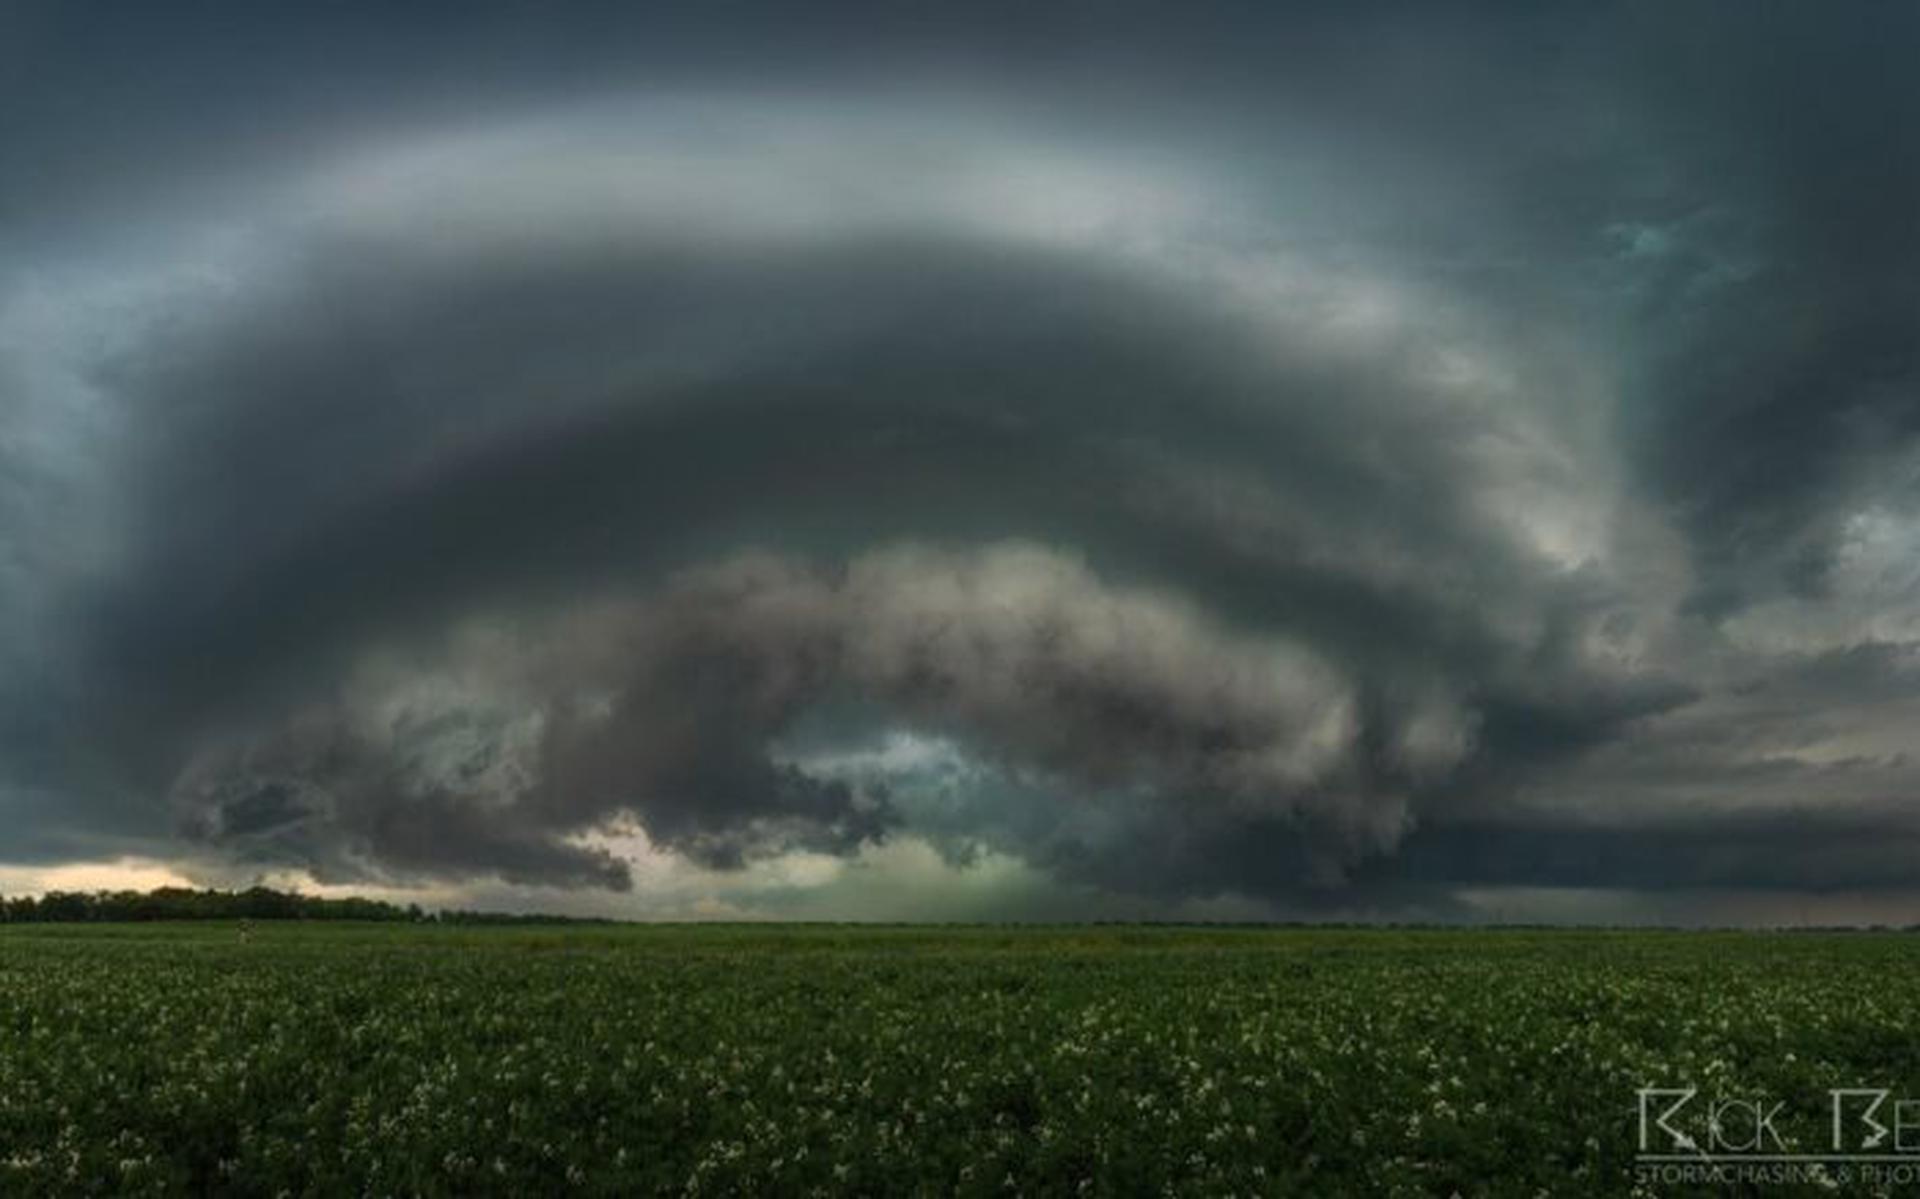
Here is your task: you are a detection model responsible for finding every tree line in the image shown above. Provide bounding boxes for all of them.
[0,885,608,924]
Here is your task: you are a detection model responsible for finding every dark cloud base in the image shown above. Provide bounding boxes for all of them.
[5,4,1920,920]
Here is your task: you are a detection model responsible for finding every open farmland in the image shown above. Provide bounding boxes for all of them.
[4,924,1919,1195]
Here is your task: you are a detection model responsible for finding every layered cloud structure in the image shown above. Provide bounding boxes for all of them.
[5,4,1920,920]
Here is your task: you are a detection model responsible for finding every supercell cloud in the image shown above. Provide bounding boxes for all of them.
[4,3,1920,921]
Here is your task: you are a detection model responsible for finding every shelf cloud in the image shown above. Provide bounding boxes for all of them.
[5,3,1920,920]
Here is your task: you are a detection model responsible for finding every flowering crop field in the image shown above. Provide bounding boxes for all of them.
[3,925,1919,1196]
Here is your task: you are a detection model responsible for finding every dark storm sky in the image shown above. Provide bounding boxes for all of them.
[6,2,1920,921]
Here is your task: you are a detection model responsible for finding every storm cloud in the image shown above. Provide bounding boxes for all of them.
[5,3,1920,920]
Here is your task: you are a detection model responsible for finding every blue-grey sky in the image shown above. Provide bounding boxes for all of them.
[5,2,1920,922]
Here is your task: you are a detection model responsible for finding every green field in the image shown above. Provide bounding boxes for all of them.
[4,924,1920,1195]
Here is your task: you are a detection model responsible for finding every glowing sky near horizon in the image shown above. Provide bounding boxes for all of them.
[6,3,1920,922]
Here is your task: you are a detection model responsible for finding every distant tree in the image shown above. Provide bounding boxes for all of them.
[37,892,91,922]
[0,885,610,925]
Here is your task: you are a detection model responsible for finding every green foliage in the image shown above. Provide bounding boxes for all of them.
[0,886,603,925]
[0,925,1914,1195]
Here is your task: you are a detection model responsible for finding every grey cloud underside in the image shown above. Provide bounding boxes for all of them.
[91,232,1674,895]
[93,241,1589,720]
[7,3,1920,914]
[168,543,1397,887]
